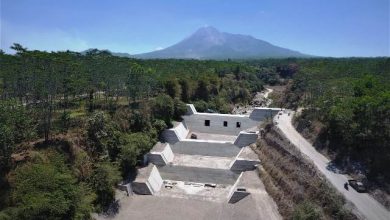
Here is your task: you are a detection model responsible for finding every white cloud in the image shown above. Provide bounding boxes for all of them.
[154,46,164,51]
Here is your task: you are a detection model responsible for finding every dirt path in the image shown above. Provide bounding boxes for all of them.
[232,88,273,114]
[275,111,390,220]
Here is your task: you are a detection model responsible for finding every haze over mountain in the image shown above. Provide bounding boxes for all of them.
[133,26,309,59]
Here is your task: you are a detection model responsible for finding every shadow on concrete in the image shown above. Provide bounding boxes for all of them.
[102,200,121,218]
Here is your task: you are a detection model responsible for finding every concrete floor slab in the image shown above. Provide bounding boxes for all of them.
[171,141,240,157]
[158,165,239,185]
[186,132,237,142]
[93,170,282,220]
[171,154,233,169]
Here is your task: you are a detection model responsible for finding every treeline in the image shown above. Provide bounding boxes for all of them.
[272,58,390,183]
[0,44,272,219]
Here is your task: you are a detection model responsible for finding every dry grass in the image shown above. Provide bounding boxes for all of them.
[255,126,357,220]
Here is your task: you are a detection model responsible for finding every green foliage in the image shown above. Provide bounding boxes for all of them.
[194,78,210,101]
[152,94,174,125]
[179,78,191,102]
[59,111,71,133]
[119,133,154,174]
[293,201,321,220]
[9,151,94,220]
[86,111,110,156]
[129,109,152,132]
[164,78,181,99]
[281,58,390,181]
[0,102,36,172]
[193,100,208,112]
[88,162,120,212]
[173,98,187,120]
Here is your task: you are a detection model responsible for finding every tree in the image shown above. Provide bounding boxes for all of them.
[173,98,187,120]
[164,78,181,99]
[152,94,174,125]
[86,111,110,156]
[179,78,191,102]
[194,78,210,101]
[88,162,120,212]
[0,101,36,173]
[119,133,153,175]
[9,151,93,220]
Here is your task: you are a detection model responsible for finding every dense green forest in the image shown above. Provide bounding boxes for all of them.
[270,58,390,185]
[0,44,389,219]
[0,44,267,219]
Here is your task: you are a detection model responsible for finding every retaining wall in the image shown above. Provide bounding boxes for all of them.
[161,122,189,144]
[234,131,258,147]
[132,165,163,195]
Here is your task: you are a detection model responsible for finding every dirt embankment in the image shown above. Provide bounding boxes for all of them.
[254,124,357,220]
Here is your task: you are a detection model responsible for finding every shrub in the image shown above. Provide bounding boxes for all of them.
[293,201,321,220]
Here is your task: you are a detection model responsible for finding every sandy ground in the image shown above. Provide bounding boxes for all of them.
[275,111,390,220]
[93,171,282,220]
[233,88,273,115]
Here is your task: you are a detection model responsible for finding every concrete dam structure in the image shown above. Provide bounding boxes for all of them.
[132,104,281,203]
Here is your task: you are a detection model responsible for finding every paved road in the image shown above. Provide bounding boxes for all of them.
[275,111,390,220]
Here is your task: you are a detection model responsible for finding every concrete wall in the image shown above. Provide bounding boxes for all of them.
[147,154,167,166]
[182,113,259,135]
[186,104,197,115]
[227,172,244,201]
[147,166,163,194]
[161,122,189,144]
[230,159,260,172]
[249,108,281,121]
[161,144,174,163]
[227,173,250,203]
[175,122,188,139]
[234,131,259,147]
[132,182,153,195]
[182,104,280,136]
[148,143,174,166]
[132,165,163,195]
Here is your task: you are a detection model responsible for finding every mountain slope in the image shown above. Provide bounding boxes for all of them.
[134,26,309,59]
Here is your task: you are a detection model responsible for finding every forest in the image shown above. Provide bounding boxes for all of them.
[274,58,390,197]
[0,44,265,219]
[0,44,389,219]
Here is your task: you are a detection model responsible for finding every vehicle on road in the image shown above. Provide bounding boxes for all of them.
[348,179,367,193]
[344,182,349,190]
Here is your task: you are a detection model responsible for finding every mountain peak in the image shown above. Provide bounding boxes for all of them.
[134,27,309,59]
[194,26,220,34]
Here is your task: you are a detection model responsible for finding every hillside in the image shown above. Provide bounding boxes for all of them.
[134,26,309,60]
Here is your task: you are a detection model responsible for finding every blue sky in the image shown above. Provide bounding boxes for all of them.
[1,0,389,57]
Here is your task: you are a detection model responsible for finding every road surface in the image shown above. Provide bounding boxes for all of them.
[275,111,390,220]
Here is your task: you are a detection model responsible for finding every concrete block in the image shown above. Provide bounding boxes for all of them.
[186,104,197,115]
[132,165,163,195]
[161,122,189,144]
[249,108,281,121]
[230,159,260,172]
[148,143,174,166]
[234,131,258,147]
